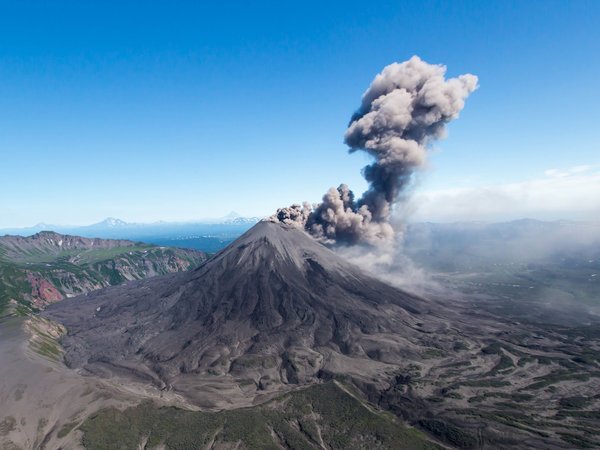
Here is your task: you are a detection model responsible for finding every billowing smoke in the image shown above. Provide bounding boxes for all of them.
[272,56,478,246]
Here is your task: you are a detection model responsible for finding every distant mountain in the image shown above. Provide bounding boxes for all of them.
[0,232,133,264]
[0,217,262,252]
[221,210,242,220]
[90,217,129,228]
[0,231,207,314]
[32,222,56,229]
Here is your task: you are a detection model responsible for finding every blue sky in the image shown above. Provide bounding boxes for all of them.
[1,0,599,227]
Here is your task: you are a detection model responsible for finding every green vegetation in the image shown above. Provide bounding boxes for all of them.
[422,348,447,359]
[468,392,533,403]
[557,432,599,449]
[440,360,471,369]
[481,341,526,358]
[454,408,552,438]
[488,354,515,375]
[452,341,469,351]
[443,391,463,399]
[31,338,62,361]
[536,356,553,365]
[25,316,65,361]
[417,419,477,448]
[556,410,600,420]
[483,412,550,437]
[80,382,440,450]
[0,237,205,315]
[481,342,504,355]
[559,396,591,409]
[517,356,535,366]
[0,261,35,316]
[520,371,600,391]
[448,378,511,390]
[57,421,79,439]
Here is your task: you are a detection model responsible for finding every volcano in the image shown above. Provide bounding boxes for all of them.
[44,221,458,407]
[41,221,600,449]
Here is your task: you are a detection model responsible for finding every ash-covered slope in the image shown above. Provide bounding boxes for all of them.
[45,221,456,407]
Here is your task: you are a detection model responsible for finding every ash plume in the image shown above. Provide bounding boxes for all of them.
[272,56,478,246]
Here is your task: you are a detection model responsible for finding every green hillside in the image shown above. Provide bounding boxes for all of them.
[81,381,440,450]
[0,232,206,316]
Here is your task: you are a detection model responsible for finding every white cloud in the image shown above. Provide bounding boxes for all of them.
[544,165,592,178]
[408,165,600,222]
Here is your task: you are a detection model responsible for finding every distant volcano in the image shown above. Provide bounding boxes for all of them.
[45,221,458,407]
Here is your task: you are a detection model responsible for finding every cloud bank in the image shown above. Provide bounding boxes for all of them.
[410,165,600,222]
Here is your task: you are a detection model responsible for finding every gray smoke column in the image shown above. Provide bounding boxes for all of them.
[272,56,478,246]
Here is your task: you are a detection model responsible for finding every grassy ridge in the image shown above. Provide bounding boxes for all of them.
[0,243,205,316]
[80,382,440,450]
[10,244,153,264]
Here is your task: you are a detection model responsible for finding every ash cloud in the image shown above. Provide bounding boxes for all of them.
[271,56,478,246]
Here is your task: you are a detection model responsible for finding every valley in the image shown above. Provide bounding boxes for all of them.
[0,231,207,316]
[402,220,600,325]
